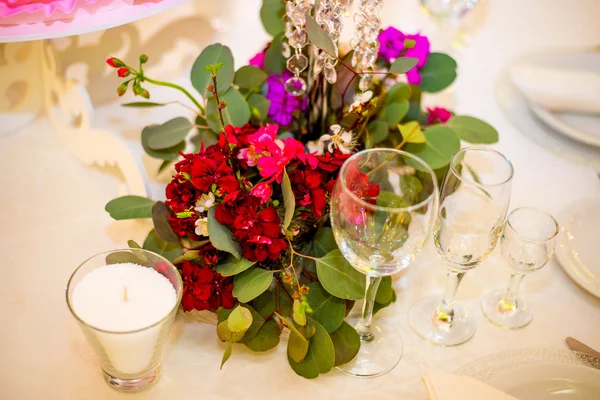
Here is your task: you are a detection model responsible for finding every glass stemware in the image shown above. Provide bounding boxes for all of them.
[409,146,514,346]
[482,207,559,329]
[330,148,439,377]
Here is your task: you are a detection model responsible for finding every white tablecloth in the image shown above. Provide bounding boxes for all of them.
[1,0,599,399]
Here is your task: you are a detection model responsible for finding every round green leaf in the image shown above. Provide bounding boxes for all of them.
[191,43,234,97]
[404,126,460,170]
[367,120,390,144]
[447,115,499,144]
[105,195,155,220]
[313,227,337,258]
[207,208,241,258]
[227,305,253,333]
[141,125,185,160]
[419,52,457,93]
[233,267,274,303]
[216,255,256,277]
[264,33,286,75]
[281,169,295,229]
[121,102,167,108]
[245,318,281,352]
[375,276,393,304]
[374,290,396,315]
[234,66,267,89]
[251,289,277,319]
[172,250,201,265]
[382,102,409,126]
[398,121,425,144]
[385,83,411,104]
[306,283,345,333]
[389,57,419,74]
[206,87,250,132]
[142,229,183,262]
[237,305,265,344]
[315,249,366,300]
[330,321,360,366]
[287,318,335,379]
[151,201,179,243]
[305,13,337,56]
[288,331,310,363]
[260,0,285,37]
[248,93,271,122]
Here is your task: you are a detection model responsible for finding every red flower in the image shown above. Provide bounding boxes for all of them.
[289,165,327,218]
[257,138,305,183]
[243,235,287,262]
[427,107,452,125]
[317,150,350,172]
[106,57,123,68]
[117,67,130,78]
[165,175,200,239]
[250,182,273,205]
[338,161,381,224]
[189,151,239,194]
[180,261,236,312]
[215,190,260,226]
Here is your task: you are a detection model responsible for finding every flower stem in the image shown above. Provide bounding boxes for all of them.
[211,74,226,129]
[141,75,204,112]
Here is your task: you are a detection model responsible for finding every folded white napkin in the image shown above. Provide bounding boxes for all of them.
[422,373,519,400]
[509,64,600,115]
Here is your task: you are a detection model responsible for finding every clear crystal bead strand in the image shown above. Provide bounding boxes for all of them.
[311,0,350,85]
[351,0,383,91]
[284,0,309,96]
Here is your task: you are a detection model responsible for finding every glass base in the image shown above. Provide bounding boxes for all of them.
[102,364,162,392]
[481,289,533,329]
[336,317,403,378]
[408,295,476,346]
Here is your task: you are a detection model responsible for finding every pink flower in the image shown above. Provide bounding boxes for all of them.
[427,107,452,125]
[248,124,279,152]
[249,51,265,69]
[257,138,305,183]
[250,182,273,204]
[377,27,430,85]
[238,146,260,167]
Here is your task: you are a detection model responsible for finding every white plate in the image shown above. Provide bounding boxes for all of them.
[531,105,600,148]
[456,349,600,400]
[555,197,600,298]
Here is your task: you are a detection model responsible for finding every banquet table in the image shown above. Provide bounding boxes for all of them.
[1,0,600,399]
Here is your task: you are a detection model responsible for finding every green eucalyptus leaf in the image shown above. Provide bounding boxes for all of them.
[248,93,271,122]
[227,305,253,333]
[400,175,423,203]
[151,201,179,243]
[260,0,285,37]
[233,267,274,303]
[207,208,241,258]
[404,126,460,170]
[374,290,396,315]
[287,318,335,379]
[105,196,155,220]
[251,289,277,319]
[237,305,265,344]
[142,229,182,261]
[172,250,201,265]
[279,284,294,317]
[389,57,419,74]
[367,120,390,144]
[206,87,250,132]
[375,276,393,304]
[446,115,499,144]
[306,282,345,333]
[128,240,142,249]
[293,299,307,326]
[216,255,256,277]
[288,330,310,363]
[281,169,295,229]
[330,321,360,366]
[191,43,235,97]
[217,320,245,343]
[191,129,218,152]
[315,249,366,300]
[419,52,457,93]
[158,160,173,174]
[220,342,233,370]
[245,318,281,352]
[305,13,337,56]
[235,65,268,89]
[382,101,409,126]
[146,117,192,150]
[313,227,337,258]
[398,121,425,144]
[264,33,286,75]
[106,250,143,265]
[141,125,185,160]
[385,83,411,104]
[122,101,167,108]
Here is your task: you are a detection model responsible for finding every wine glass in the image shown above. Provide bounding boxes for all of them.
[330,148,439,377]
[409,146,514,346]
[481,207,559,329]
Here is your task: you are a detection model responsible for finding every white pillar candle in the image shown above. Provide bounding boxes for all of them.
[72,263,177,375]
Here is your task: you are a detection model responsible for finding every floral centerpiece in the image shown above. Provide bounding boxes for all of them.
[104,0,498,379]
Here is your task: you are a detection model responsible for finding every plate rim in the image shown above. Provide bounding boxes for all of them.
[530,105,600,148]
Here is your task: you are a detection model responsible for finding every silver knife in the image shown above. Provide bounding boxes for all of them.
[566,337,600,360]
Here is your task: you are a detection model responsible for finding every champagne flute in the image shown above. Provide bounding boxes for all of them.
[482,207,559,329]
[330,148,438,377]
[409,146,513,346]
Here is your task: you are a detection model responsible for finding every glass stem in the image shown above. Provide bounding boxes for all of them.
[434,271,465,326]
[499,273,525,314]
[355,274,382,342]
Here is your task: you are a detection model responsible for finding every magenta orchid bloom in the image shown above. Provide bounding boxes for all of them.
[427,107,452,125]
[378,27,430,85]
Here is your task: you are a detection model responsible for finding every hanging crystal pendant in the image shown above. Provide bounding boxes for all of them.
[314,56,325,74]
[358,74,373,92]
[324,65,337,84]
[287,29,307,49]
[285,76,307,96]
[287,53,308,73]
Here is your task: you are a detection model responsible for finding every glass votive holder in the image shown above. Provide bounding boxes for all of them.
[66,249,182,392]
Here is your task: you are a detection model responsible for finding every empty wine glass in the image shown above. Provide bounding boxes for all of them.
[409,146,514,346]
[330,148,438,377]
[482,207,559,329]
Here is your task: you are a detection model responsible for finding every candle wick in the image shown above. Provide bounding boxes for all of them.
[123,286,128,302]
